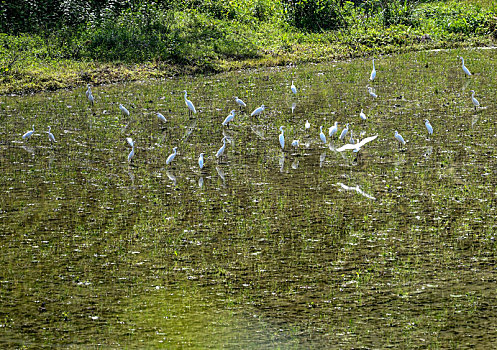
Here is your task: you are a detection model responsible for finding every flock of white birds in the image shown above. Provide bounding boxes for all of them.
[21,56,480,170]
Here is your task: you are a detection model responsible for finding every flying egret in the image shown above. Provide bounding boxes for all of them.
[251,104,265,117]
[425,119,433,135]
[291,140,299,148]
[119,104,130,116]
[198,153,204,169]
[336,134,378,152]
[166,147,178,165]
[339,123,349,140]
[222,110,236,127]
[183,90,197,117]
[279,126,285,149]
[319,126,327,144]
[157,112,167,124]
[216,137,227,159]
[234,96,246,109]
[470,90,480,109]
[359,109,367,121]
[291,80,297,94]
[328,121,338,138]
[47,126,56,143]
[22,125,35,140]
[305,120,310,130]
[458,56,471,77]
[395,130,406,146]
[370,59,376,81]
[127,137,135,162]
[367,86,377,98]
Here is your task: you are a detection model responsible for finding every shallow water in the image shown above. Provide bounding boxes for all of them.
[1,48,497,348]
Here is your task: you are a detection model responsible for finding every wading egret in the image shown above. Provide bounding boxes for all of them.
[360,109,367,121]
[458,56,471,77]
[329,121,338,138]
[234,96,246,109]
[198,153,204,169]
[47,126,56,143]
[425,119,433,135]
[166,147,178,165]
[349,130,355,144]
[126,137,135,162]
[319,126,327,144]
[370,59,376,81]
[22,125,35,140]
[85,84,92,98]
[336,134,378,152]
[222,110,236,127]
[157,112,167,124]
[251,104,265,117]
[339,123,349,140]
[470,90,480,109]
[291,80,297,94]
[367,86,377,98]
[291,140,299,148]
[216,137,227,159]
[395,130,406,146]
[279,126,285,149]
[87,91,94,105]
[119,104,130,116]
[305,120,310,130]
[183,90,197,117]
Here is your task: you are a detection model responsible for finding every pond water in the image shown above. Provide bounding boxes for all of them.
[1,48,497,348]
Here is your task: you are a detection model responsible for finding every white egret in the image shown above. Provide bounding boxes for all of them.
[425,119,433,135]
[319,126,327,144]
[291,139,300,148]
[291,102,296,114]
[359,109,367,121]
[336,134,378,152]
[119,104,130,116]
[458,56,471,77]
[395,130,406,146]
[126,137,135,162]
[370,59,376,81]
[22,125,35,140]
[85,84,92,98]
[305,120,310,130]
[234,96,246,109]
[328,121,338,138]
[367,86,377,98]
[157,112,167,124]
[47,126,56,143]
[183,90,197,117]
[198,153,204,169]
[278,126,285,149]
[87,91,94,105]
[349,130,355,144]
[470,90,480,109]
[291,80,297,94]
[339,123,349,140]
[216,137,227,159]
[222,110,236,127]
[251,104,265,117]
[166,147,178,165]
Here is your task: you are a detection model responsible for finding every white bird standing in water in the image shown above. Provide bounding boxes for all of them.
[47,126,56,143]
[367,86,377,98]
[157,112,167,124]
[458,56,471,77]
[119,104,130,116]
[198,153,204,169]
[349,130,355,144]
[395,130,406,146]
[328,121,338,138]
[216,137,227,159]
[23,125,35,140]
[370,59,376,81]
[251,104,265,117]
[222,110,236,127]
[234,96,246,109]
[425,119,433,135]
[279,126,285,149]
[470,90,480,109]
[319,126,327,144]
[127,137,134,162]
[359,109,367,121]
[183,90,197,117]
[85,84,92,98]
[291,80,297,94]
[339,123,349,140]
[336,134,378,152]
[166,147,178,165]
[305,120,310,130]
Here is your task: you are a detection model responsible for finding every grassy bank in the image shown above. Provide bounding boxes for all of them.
[0,0,496,95]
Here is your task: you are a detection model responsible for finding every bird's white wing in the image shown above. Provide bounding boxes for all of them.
[357,134,378,147]
[336,143,358,152]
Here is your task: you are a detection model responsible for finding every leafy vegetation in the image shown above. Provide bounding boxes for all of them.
[0,0,495,94]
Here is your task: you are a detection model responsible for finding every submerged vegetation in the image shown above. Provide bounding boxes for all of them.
[0,0,496,94]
